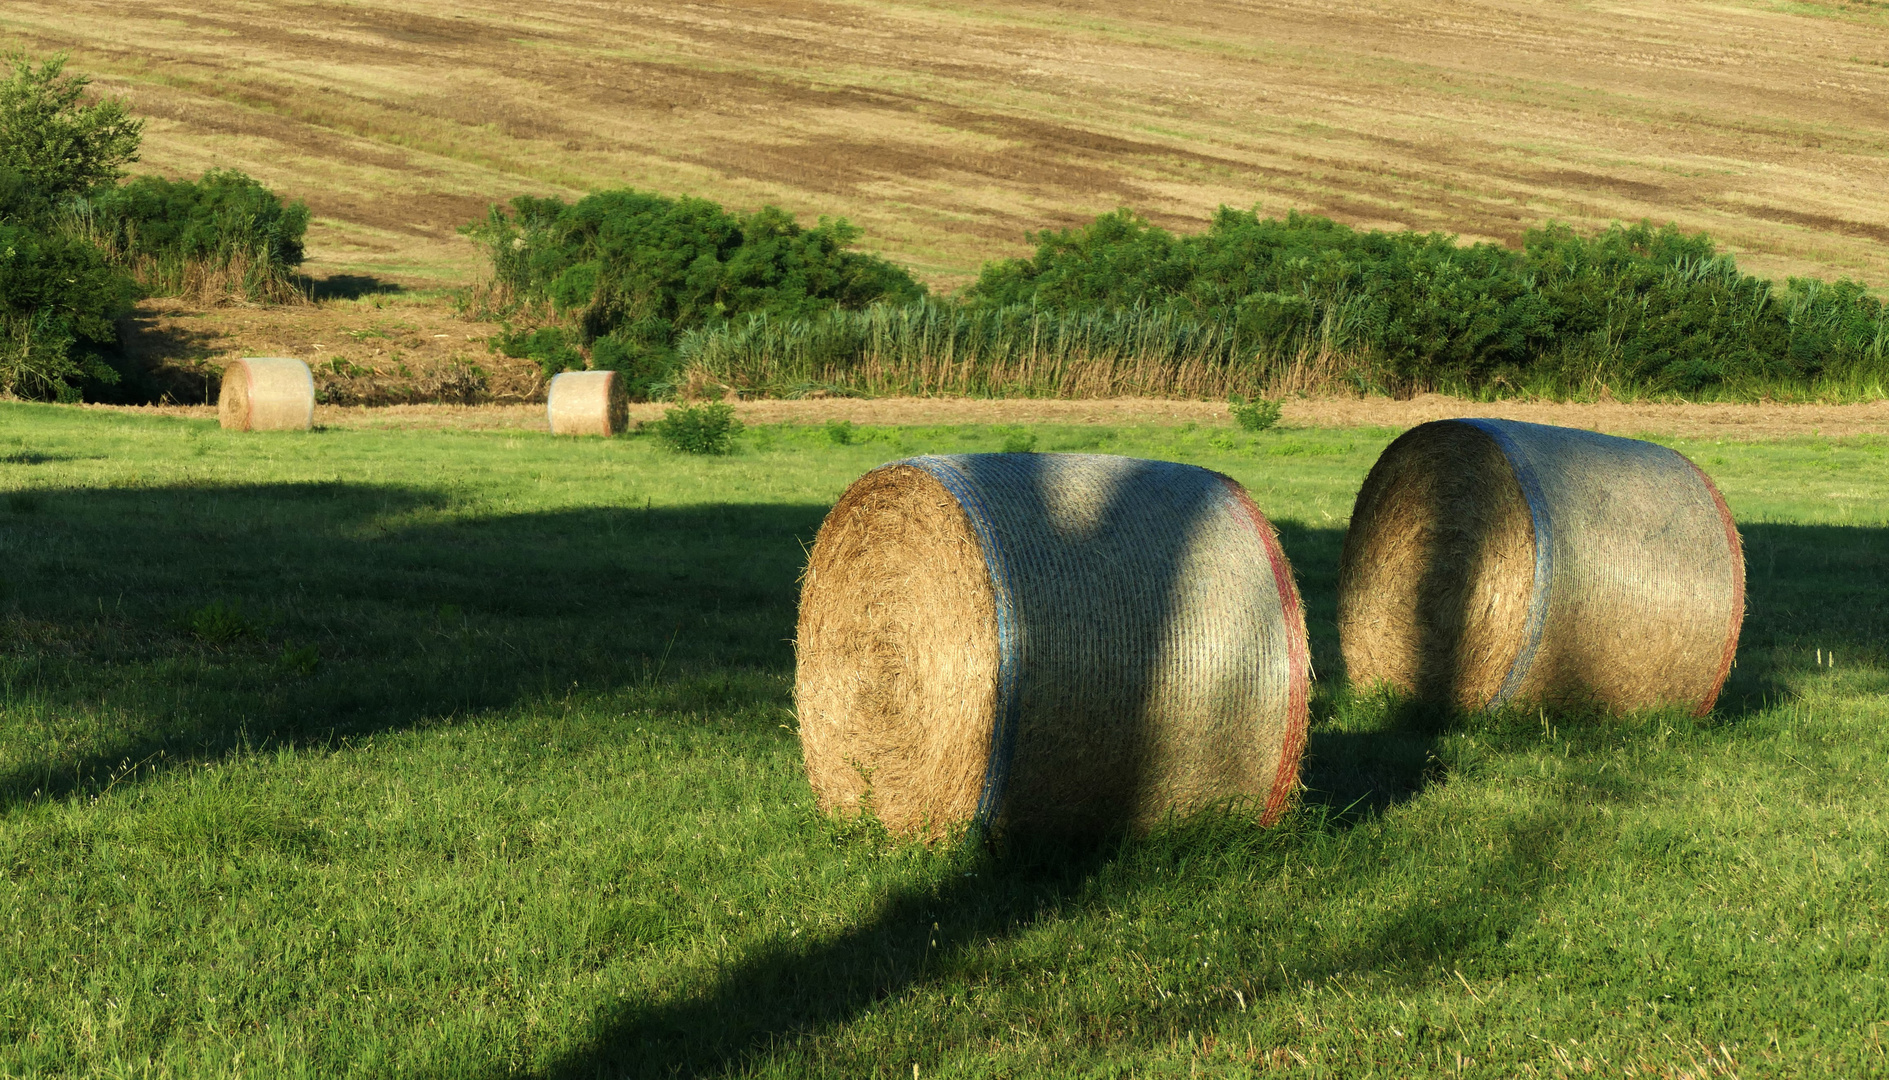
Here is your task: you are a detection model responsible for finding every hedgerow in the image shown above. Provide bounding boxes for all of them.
[958,209,1888,396]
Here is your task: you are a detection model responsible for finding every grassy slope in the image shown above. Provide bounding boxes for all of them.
[4,1,1888,288]
[0,405,1885,1076]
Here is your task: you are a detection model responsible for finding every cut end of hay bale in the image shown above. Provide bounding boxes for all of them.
[1338,420,1535,711]
[796,464,1002,836]
[1339,419,1744,715]
[796,453,1310,837]
[217,358,315,432]
[546,370,629,436]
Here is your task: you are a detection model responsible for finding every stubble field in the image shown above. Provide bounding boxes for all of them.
[5,0,1888,291]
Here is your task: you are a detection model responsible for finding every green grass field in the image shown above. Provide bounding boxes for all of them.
[0,404,1884,1077]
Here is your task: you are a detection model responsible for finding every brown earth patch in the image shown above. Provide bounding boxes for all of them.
[112,293,539,407]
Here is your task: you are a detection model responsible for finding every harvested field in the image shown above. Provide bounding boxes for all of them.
[83,393,1889,439]
[8,0,1889,288]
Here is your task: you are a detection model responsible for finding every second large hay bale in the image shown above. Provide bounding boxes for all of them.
[796,453,1310,835]
[546,370,628,436]
[1338,418,1744,714]
[217,357,314,431]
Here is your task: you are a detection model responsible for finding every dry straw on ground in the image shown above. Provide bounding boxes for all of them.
[796,453,1310,835]
[216,357,314,431]
[545,370,628,436]
[1338,419,1744,714]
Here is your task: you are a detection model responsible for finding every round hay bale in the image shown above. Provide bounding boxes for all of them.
[1338,418,1743,715]
[217,357,314,432]
[546,370,628,436]
[796,453,1310,836]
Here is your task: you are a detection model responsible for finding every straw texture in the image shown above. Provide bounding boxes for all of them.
[1339,419,1744,714]
[546,370,628,436]
[797,453,1310,835]
[217,358,314,432]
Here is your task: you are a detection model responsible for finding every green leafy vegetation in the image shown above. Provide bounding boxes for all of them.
[665,208,1889,402]
[73,168,311,303]
[0,52,141,202]
[461,189,925,397]
[0,52,308,401]
[0,54,139,401]
[1228,394,1283,432]
[651,401,743,454]
[965,209,1889,396]
[0,214,135,400]
[2,404,1884,1074]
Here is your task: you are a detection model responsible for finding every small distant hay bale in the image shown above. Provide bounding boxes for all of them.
[546,370,628,436]
[217,357,314,432]
[796,453,1310,836]
[1338,419,1744,715]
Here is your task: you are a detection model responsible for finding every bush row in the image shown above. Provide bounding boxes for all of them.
[481,190,1887,401]
[962,209,1888,395]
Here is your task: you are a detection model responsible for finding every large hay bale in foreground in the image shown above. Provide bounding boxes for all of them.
[796,453,1310,835]
[1339,419,1744,715]
[546,370,628,436]
[217,358,314,432]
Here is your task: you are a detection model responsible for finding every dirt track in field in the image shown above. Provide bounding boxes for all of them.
[12,0,1889,287]
[89,395,1889,441]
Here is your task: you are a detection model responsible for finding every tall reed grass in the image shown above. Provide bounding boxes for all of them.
[677,301,1388,399]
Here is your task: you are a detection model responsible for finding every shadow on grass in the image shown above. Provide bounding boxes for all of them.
[529,775,1600,1078]
[0,481,826,810]
[1715,522,1889,716]
[4,471,1881,1075]
[526,516,1883,1077]
[300,273,406,301]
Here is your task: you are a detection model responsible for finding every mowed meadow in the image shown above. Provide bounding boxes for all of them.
[4,0,1888,288]
[1,404,1886,1076]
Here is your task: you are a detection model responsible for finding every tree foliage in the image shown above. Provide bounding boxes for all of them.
[0,53,142,201]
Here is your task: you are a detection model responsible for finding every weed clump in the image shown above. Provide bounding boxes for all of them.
[652,402,742,455]
[185,599,256,644]
[999,428,1038,454]
[1229,395,1283,432]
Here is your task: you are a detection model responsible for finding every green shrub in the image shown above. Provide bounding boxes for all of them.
[78,169,309,302]
[462,188,924,398]
[824,419,856,445]
[0,54,141,400]
[1228,395,1283,432]
[0,216,134,400]
[493,324,582,377]
[652,402,742,455]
